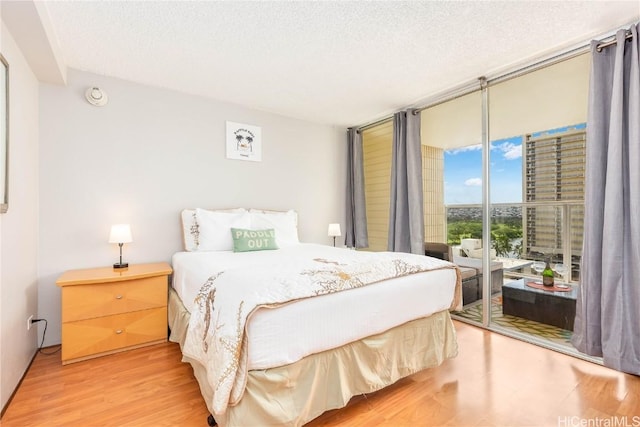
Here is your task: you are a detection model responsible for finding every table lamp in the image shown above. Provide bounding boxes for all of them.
[109,224,133,269]
[328,223,341,247]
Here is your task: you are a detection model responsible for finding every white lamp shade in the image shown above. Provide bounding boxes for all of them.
[109,224,133,244]
[327,223,342,237]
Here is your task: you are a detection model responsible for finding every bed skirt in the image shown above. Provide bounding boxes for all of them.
[168,288,458,427]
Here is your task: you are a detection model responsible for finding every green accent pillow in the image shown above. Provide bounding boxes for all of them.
[231,228,279,252]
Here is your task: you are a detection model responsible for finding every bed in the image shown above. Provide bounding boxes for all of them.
[168,208,461,426]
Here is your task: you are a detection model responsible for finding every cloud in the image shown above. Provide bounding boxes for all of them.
[503,145,522,160]
[464,178,482,186]
[446,142,521,160]
[493,142,522,160]
[446,144,482,155]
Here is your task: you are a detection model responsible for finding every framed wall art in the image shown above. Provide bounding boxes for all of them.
[226,121,262,162]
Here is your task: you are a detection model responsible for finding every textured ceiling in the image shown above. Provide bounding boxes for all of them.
[41,1,639,127]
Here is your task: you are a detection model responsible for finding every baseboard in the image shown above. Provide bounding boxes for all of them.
[0,348,39,419]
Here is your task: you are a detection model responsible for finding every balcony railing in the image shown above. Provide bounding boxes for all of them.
[445,201,583,282]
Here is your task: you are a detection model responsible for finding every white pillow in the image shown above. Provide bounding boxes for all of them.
[249,209,299,248]
[195,209,251,251]
[181,208,246,251]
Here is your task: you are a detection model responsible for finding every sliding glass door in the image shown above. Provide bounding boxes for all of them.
[486,53,589,348]
[361,121,393,252]
[359,52,590,352]
[421,91,488,325]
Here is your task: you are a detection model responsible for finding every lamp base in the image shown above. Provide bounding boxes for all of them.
[113,262,129,269]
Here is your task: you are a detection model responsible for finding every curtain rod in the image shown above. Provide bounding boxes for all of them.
[356,81,480,133]
[356,107,426,133]
[356,116,393,133]
[354,23,636,132]
[595,30,633,52]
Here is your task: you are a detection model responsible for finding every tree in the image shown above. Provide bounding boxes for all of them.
[490,223,523,257]
[447,221,482,245]
[447,220,523,257]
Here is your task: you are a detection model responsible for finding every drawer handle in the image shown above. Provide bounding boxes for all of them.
[115,329,124,335]
[115,294,123,300]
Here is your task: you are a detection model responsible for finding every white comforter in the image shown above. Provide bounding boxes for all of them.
[174,244,460,415]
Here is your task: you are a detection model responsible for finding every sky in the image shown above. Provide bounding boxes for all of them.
[444,123,586,205]
[444,135,523,205]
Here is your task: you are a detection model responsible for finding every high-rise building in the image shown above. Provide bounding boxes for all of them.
[523,126,586,273]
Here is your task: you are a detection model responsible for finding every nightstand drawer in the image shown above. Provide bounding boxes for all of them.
[62,276,167,322]
[61,307,167,362]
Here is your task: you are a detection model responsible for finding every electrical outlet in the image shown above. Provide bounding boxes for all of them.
[27,315,34,331]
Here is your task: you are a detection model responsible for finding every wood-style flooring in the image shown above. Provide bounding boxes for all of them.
[2,321,639,426]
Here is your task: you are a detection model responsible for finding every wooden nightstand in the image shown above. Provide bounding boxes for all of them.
[56,262,172,365]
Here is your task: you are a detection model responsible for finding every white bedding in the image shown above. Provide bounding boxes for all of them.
[172,243,458,371]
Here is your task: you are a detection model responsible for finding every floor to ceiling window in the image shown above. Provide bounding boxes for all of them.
[361,121,393,252]
[422,91,483,245]
[459,52,590,350]
[421,91,487,312]
[359,49,591,355]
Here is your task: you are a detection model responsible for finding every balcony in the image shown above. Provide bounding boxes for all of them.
[446,201,583,284]
[446,202,582,345]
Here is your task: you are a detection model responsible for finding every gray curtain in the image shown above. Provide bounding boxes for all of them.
[345,128,368,248]
[572,24,640,374]
[388,109,424,254]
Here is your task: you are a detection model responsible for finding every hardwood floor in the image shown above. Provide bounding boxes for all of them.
[2,321,639,426]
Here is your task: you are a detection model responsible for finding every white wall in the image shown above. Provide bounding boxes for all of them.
[39,69,346,346]
[0,24,40,411]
